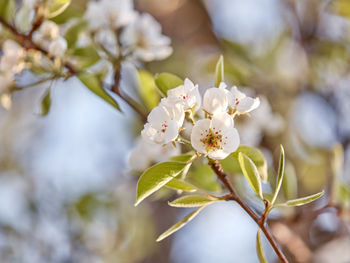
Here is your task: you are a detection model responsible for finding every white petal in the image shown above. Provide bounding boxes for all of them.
[163,120,179,143]
[191,119,211,154]
[211,112,234,131]
[147,105,170,129]
[221,127,240,154]
[230,86,246,100]
[218,82,227,90]
[203,87,228,115]
[207,150,229,160]
[237,97,260,113]
[141,123,157,143]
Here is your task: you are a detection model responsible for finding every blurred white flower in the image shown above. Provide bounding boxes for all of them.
[203,83,228,115]
[128,138,180,171]
[141,105,183,144]
[226,86,260,114]
[167,78,201,111]
[0,73,14,93]
[85,0,136,30]
[48,36,67,57]
[39,20,60,40]
[0,40,26,73]
[120,13,172,62]
[191,112,239,160]
[94,28,119,57]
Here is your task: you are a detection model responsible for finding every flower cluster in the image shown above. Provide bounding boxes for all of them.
[0,40,26,94]
[140,79,260,160]
[33,20,67,58]
[84,0,172,62]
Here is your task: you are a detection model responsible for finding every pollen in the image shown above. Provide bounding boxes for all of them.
[200,128,223,152]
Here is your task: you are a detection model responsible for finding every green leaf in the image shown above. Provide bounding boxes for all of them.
[78,73,120,111]
[137,70,159,111]
[271,145,285,205]
[222,145,268,181]
[156,206,205,242]
[283,191,324,207]
[215,55,224,87]
[40,88,51,116]
[238,153,263,199]
[48,0,71,18]
[168,195,216,207]
[73,46,100,69]
[165,179,197,192]
[64,20,87,49]
[234,145,268,182]
[189,165,222,193]
[154,73,183,97]
[0,0,15,22]
[170,153,195,163]
[135,162,188,206]
[256,229,268,263]
[282,162,298,200]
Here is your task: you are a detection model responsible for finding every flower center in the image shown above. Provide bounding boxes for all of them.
[200,128,225,152]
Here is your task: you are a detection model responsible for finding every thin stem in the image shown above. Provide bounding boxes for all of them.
[210,160,289,263]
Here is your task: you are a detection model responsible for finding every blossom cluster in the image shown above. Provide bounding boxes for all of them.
[84,0,172,62]
[140,79,260,160]
[0,40,26,94]
[33,21,67,58]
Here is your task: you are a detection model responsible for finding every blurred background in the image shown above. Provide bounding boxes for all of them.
[0,0,350,262]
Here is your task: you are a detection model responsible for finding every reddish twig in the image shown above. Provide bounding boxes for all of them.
[211,160,289,263]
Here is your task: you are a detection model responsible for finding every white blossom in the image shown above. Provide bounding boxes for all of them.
[141,105,182,144]
[94,28,119,56]
[159,98,185,127]
[48,36,67,57]
[167,78,201,111]
[202,82,228,115]
[191,112,240,160]
[39,20,60,40]
[0,40,26,73]
[226,86,260,114]
[85,0,136,30]
[120,13,172,62]
[128,138,180,171]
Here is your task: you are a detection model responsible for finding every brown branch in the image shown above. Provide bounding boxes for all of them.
[0,17,148,121]
[211,160,289,263]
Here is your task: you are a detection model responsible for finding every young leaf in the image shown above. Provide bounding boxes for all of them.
[137,70,159,111]
[78,73,120,111]
[0,0,15,22]
[271,145,285,205]
[238,153,263,199]
[168,195,216,207]
[165,179,197,192]
[64,20,87,48]
[230,145,268,182]
[48,0,71,18]
[156,206,205,242]
[40,88,51,116]
[282,162,298,200]
[154,73,183,97]
[135,162,188,206]
[170,153,195,163]
[284,191,324,207]
[256,229,268,263]
[215,55,224,88]
[73,46,100,69]
[189,165,222,193]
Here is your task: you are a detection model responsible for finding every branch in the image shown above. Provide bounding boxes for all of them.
[211,160,289,263]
